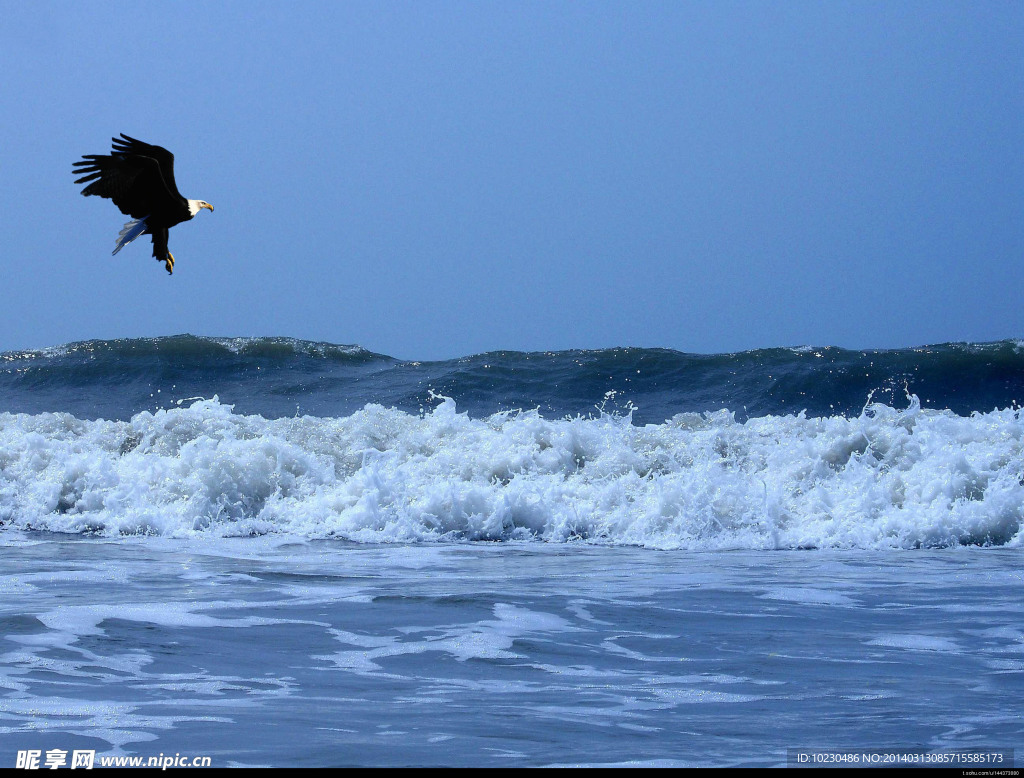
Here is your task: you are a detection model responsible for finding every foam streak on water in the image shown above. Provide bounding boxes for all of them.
[1,395,1021,549]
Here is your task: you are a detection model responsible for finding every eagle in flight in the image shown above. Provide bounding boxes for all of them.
[73,134,213,274]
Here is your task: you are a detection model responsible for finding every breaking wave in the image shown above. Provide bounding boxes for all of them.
[1,395,1021,549]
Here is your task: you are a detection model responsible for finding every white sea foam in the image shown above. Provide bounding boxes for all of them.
[866,634,962,653]
[0,396,1022,549]
[759,587,859,606]
[318,602,578,674]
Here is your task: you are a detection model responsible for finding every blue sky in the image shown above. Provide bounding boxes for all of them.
[1,1,1021,360]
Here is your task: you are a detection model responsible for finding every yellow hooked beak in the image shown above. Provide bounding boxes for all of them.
[201,203,214,212]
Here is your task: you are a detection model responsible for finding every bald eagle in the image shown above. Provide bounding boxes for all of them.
[73,134,213,274]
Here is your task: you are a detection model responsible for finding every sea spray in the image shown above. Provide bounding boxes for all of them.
[1,395,1021,548]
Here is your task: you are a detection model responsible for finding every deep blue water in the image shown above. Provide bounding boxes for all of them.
[3,334,1023,423]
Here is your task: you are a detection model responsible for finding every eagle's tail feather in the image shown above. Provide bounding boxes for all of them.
[113,216,149,255]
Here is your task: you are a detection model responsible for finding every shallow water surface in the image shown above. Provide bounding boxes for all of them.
[0,537,1020,767]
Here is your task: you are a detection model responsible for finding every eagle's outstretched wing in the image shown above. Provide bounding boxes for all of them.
[111,134,184,200]
[72,134,183,218]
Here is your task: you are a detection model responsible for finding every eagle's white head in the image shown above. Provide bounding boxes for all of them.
[187,199,215,217]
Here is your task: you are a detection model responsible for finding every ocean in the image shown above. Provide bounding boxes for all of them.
[0,335,1021,767]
